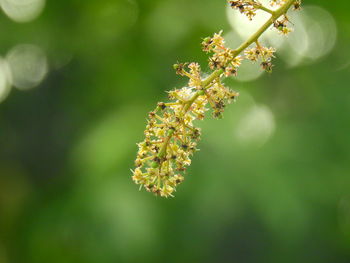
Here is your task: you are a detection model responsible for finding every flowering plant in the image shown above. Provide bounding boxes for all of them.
[132,0,302,197]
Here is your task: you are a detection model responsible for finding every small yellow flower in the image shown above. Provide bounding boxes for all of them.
[211,30,225,47]
[155,128,165,137]
[161,185,174,197]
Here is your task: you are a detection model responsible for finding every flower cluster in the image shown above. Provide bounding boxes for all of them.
[245,44,276,73]
[202,31,242,77]
[228,0,260,20]
[132,63,238,197]
[174,62,202,88]
[207,82,238,119]
[132,99,196,197]
[132,0,302,197]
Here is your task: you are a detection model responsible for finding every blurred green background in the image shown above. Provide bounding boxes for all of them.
[0,0,350,262]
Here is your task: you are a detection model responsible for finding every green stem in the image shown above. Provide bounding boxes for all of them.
[202,68,225,89]
[253,3,275,15]
[183,68,224,113]
[151,129,174,168]
[158,129,174,157]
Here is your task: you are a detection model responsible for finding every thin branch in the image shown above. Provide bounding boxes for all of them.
[253,2,275,15]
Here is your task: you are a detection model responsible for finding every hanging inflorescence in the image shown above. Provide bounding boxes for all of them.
[132,0,302,197]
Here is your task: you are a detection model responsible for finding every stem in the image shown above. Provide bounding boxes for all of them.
[154,0,295,168]
[183,69,224,113]
[202,68,225,88]
[151,129,174,168]
[253,3,275,15]
[158,130,174,157]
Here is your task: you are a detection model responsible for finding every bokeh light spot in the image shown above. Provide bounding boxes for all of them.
[236,58,264,82]
[301,6,337,60]
[0,0,45,23]
[278,6,337,66]
[235,104,276,147]
[6,44,48,90]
